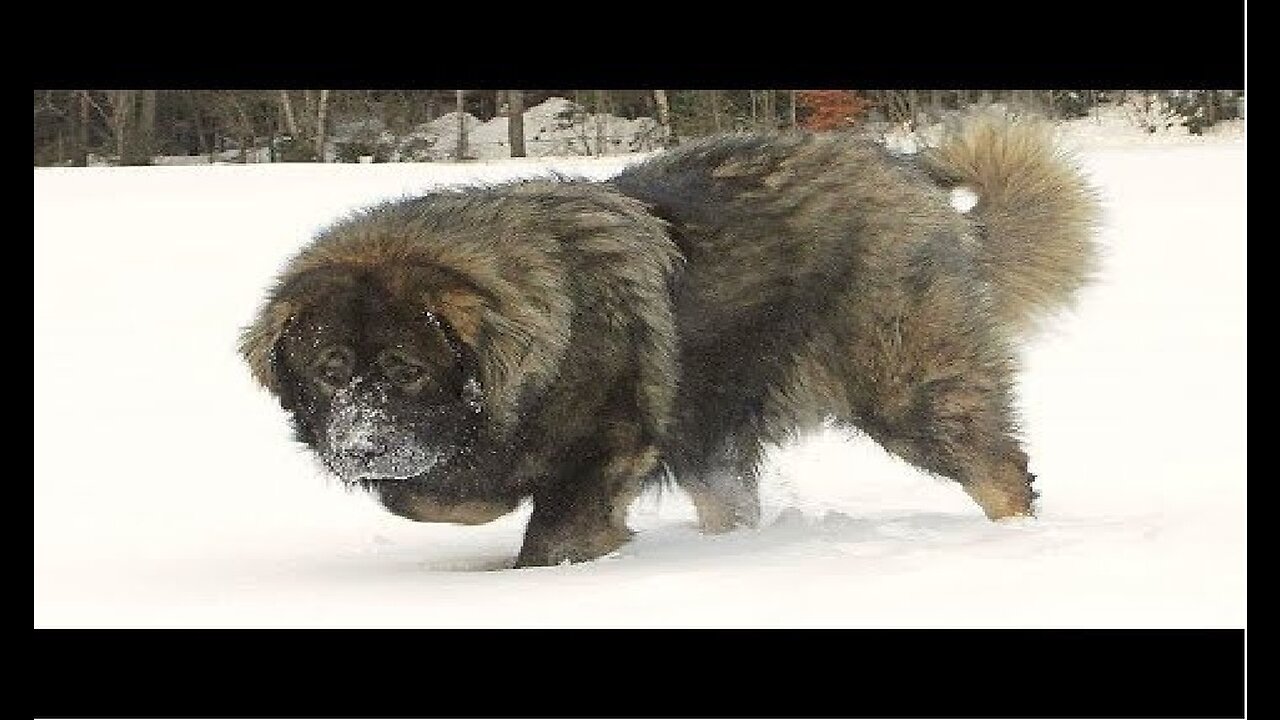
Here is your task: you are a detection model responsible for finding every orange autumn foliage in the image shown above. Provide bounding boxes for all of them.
[796,90,872,130]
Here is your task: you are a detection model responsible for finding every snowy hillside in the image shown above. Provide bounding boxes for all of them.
[371,96,665,161]
[33,130,1246,628]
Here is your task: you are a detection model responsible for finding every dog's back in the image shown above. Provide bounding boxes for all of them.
[613,113,1100,531]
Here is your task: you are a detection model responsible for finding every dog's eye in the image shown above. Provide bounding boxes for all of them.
[385,363,424,386]
[317,368,347,388]
[379,348,429,390]
[312,346,354,389]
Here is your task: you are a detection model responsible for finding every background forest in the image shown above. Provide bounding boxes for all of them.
[32,89,1244,166]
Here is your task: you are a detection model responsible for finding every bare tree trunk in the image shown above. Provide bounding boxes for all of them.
[314,89,330,161]
[594,89,607,155]
[139,90,156,163]
[238,114,250,164]
[190,92,209,158]
[276,101,287,153]
[507,90,525,157]
[279,90,299,135]
[455,89,467,161]
[107,90,135,164]
[302,90,316,140]
[750,90,758,126]
[115,95,126,162]
[362,89,380,131]
[226,94,253,164]
[268,112,277,163]
[789,89,797,129]
[711,90,722,132]
[653,89,671,146]
[74,91,89,166]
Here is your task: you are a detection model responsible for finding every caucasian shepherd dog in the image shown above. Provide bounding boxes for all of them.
[241,110,1099,567]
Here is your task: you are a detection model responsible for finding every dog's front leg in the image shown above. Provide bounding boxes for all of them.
[515,439,658,568]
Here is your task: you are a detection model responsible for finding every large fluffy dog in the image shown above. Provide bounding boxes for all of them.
[241,111,1099,567]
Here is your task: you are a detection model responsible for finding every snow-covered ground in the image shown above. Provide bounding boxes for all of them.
[1058,101,1246,147]
[33,128,1246,628]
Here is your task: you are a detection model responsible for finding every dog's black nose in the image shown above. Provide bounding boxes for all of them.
[336,432,388,461]
[343,440,387,461]
[344,447,377,462]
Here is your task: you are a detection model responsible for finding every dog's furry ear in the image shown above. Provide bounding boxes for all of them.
[241,266,357,396]
[239,297,298,395]
[407,268,571,438]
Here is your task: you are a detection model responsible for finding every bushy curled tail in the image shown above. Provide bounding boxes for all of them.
[920,110,1102,336]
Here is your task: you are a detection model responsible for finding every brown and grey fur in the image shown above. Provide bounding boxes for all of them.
[241,110,1099,567]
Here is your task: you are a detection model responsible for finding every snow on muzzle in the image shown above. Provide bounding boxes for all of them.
[321,381,448,483]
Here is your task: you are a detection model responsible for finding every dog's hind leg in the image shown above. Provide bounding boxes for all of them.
[853,370,1036,519]
[676,435,764,534]
[839,294,1038,520]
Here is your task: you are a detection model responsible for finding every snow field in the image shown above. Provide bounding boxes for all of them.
[33,132,1245,627]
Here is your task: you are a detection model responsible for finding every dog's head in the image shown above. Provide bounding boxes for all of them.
[241,186,679,492]
[240,264,488,486]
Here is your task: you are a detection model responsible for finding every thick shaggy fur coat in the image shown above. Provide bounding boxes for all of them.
[241,111,1099,566]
